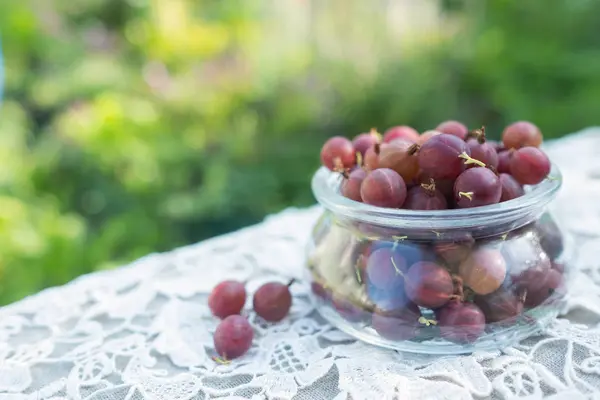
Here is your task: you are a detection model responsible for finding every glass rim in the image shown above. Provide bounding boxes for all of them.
[311,164,562,229]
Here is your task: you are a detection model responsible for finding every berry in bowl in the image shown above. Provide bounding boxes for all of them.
[306,122,570,354]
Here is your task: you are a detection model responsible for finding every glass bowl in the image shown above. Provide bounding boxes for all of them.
[306,165,570,354]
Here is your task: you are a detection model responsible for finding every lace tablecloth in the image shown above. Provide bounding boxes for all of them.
[3,129,600,400]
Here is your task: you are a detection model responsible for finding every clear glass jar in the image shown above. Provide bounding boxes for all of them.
[306,166,570,354]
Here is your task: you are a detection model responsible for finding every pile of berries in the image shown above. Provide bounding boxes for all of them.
[208,279,293,361]
[310,121,565,345]
[311,217,565,344]
[320,121,551,209]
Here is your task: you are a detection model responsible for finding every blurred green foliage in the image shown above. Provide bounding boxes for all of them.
[0,0,598,304]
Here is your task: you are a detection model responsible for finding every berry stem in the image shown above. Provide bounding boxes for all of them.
[519,289,528,304]
[464,126,486,144]
[407,143,420,156]
[458,191,474,201]
[418,316,437,326]
[420,178,436,194]
[354,255,364,284]
[333,157,344,171]
[355,152,363,167]
[390,257,405,277]
[391,236,408,251]
[392,235,408,241]
[369,128,383,142]
[287,278,296,288]
[452,275,464,301]
[212,356,231,365]
[333,159,350,178]
[448,294,463,302]
[458,152,486,168]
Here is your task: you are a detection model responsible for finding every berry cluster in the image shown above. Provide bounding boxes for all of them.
[208,280,293,361]
[320,121,551,209]
[311,217,565,344]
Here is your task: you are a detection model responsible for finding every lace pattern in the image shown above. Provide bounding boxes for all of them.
[1,129,600,400]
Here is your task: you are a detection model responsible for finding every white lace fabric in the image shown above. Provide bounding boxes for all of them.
[2,129,600,400]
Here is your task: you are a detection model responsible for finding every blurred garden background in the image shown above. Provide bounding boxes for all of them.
[0,0,599,304]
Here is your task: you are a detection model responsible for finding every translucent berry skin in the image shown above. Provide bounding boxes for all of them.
[208,280,247,319]
[436,302,485,343]
[509,147,551,185]
[371,302,421,341]
[365,247,407,291]
[502,235,551,280]
[459,249,507,295]
[535,218,564,260]
[213,315,254,359]
[362,245,416,312]
[403,186,448,210]
[417,130,442,145]
[467,139,499,168]
[405,261,454,308]
[320,136,356,171]
[383,126,420,143]
[499,173,525,202]
[418,134,470,180]
[497,151,512,173]
[475,290,523,323]
[378,139,420,182]
[436,120,468,140]
[253,282,292,322]
[365,242,432,268]
[502,121,543,149]
[341,168,367,202]
[511,255,553,295]
[434,234,475,267]
[360,168,407,208]
[360,240,392,258]
[353,132,380,156]
[517,268,564,308]
[454,168,502,208]
[366,283,412,314]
